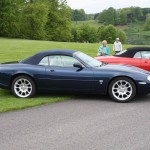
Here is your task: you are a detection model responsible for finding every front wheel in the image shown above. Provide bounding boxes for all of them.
[109,77,136,103]
[11,76,36,98]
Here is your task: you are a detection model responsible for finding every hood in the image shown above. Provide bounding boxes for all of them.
[101,63,150,75]
[95,56,116,59]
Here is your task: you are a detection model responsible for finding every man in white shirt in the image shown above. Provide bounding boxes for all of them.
[113,38,122,54]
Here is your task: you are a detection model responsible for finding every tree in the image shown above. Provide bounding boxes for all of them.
[22,0,49,40]
[144,14,150,31]
[46,0,72,41]
[101,25,117,43]
[142,8,150,20]
[132,7,143,20]
[72,9,87,21]
[117,29,127,44]
[97,25,105,41]
[0,0,22,37]
[94,13,99,20]
[71,27,81,42]
[98,7,117,25]
[79,24,97,43]
[97,7,145,25]
[118,10,127,25]
[125,7,143,23]
[98,25,126,44]
[98,10,107,23]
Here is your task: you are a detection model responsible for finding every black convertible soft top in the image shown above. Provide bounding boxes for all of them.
[21,50,77,65]
[115,47,150,58]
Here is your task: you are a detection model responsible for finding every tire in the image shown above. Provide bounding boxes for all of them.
[11,75,36,98]
[108,77,136,103]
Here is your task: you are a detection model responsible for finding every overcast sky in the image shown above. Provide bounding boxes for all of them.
[67,0,150,14]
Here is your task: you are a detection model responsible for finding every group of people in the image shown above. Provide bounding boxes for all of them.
[97,38,122,56]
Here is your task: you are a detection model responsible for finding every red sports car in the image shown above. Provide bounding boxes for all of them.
[96,47,150,72]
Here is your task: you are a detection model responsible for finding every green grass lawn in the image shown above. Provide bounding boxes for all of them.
[0,37,133,62]
[0,38,143,112]
[0,89,71,112]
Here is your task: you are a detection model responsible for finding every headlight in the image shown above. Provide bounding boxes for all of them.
[147,76,150,81]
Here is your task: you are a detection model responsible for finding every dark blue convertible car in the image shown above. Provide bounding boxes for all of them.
[0,50,150,103]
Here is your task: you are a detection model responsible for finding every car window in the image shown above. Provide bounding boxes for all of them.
[141,51,150,59]
[133,52,141,58]
[61,56,80,67]
[49,55,62,67]
[49,55,81,67]
[39,55,82,67]
[75,52,102,67]
[39,56,49,66]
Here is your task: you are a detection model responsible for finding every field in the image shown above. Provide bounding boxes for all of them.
[72,20,101,28]
[0,38,142,112]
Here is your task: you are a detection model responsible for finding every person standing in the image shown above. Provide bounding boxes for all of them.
[97,40,110,56]
[113,38,122,54]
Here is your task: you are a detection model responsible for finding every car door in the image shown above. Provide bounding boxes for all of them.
[39,55,94,92]
[140,51,150,71]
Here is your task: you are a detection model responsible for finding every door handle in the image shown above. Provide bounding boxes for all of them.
[50,69,55,72]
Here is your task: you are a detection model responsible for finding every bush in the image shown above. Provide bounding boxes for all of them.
[97,24,126,44]
[71,24,98,43]
[117,29,127,44]
[71,27,81,42]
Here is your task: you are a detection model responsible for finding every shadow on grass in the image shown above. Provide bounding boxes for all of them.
[1,89,150,104]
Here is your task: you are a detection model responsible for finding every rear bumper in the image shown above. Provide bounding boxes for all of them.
[0,83,9,89]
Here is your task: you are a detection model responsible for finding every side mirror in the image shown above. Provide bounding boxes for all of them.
[73,63,83,69]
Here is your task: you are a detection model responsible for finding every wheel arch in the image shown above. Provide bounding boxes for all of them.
[10,73,37,89]
[107,76,137,94]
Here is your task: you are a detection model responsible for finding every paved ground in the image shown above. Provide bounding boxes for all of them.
[0,95,150,150]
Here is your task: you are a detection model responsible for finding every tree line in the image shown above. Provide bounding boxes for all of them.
[71,7,150,31]
[0,0,127,43]
[0,0,72,41]
[97,7,150,28]
[71,24,126,44]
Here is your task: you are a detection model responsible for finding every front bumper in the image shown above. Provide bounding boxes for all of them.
[137,82,150,95]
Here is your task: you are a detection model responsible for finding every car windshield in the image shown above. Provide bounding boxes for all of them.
[115,50,127,56]
[74,52,103,67]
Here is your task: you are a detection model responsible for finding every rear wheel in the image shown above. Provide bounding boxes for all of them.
[109,77,136,103]
[11,76,36,98]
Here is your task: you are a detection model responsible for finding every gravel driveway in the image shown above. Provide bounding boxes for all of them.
[0,95,150,150]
